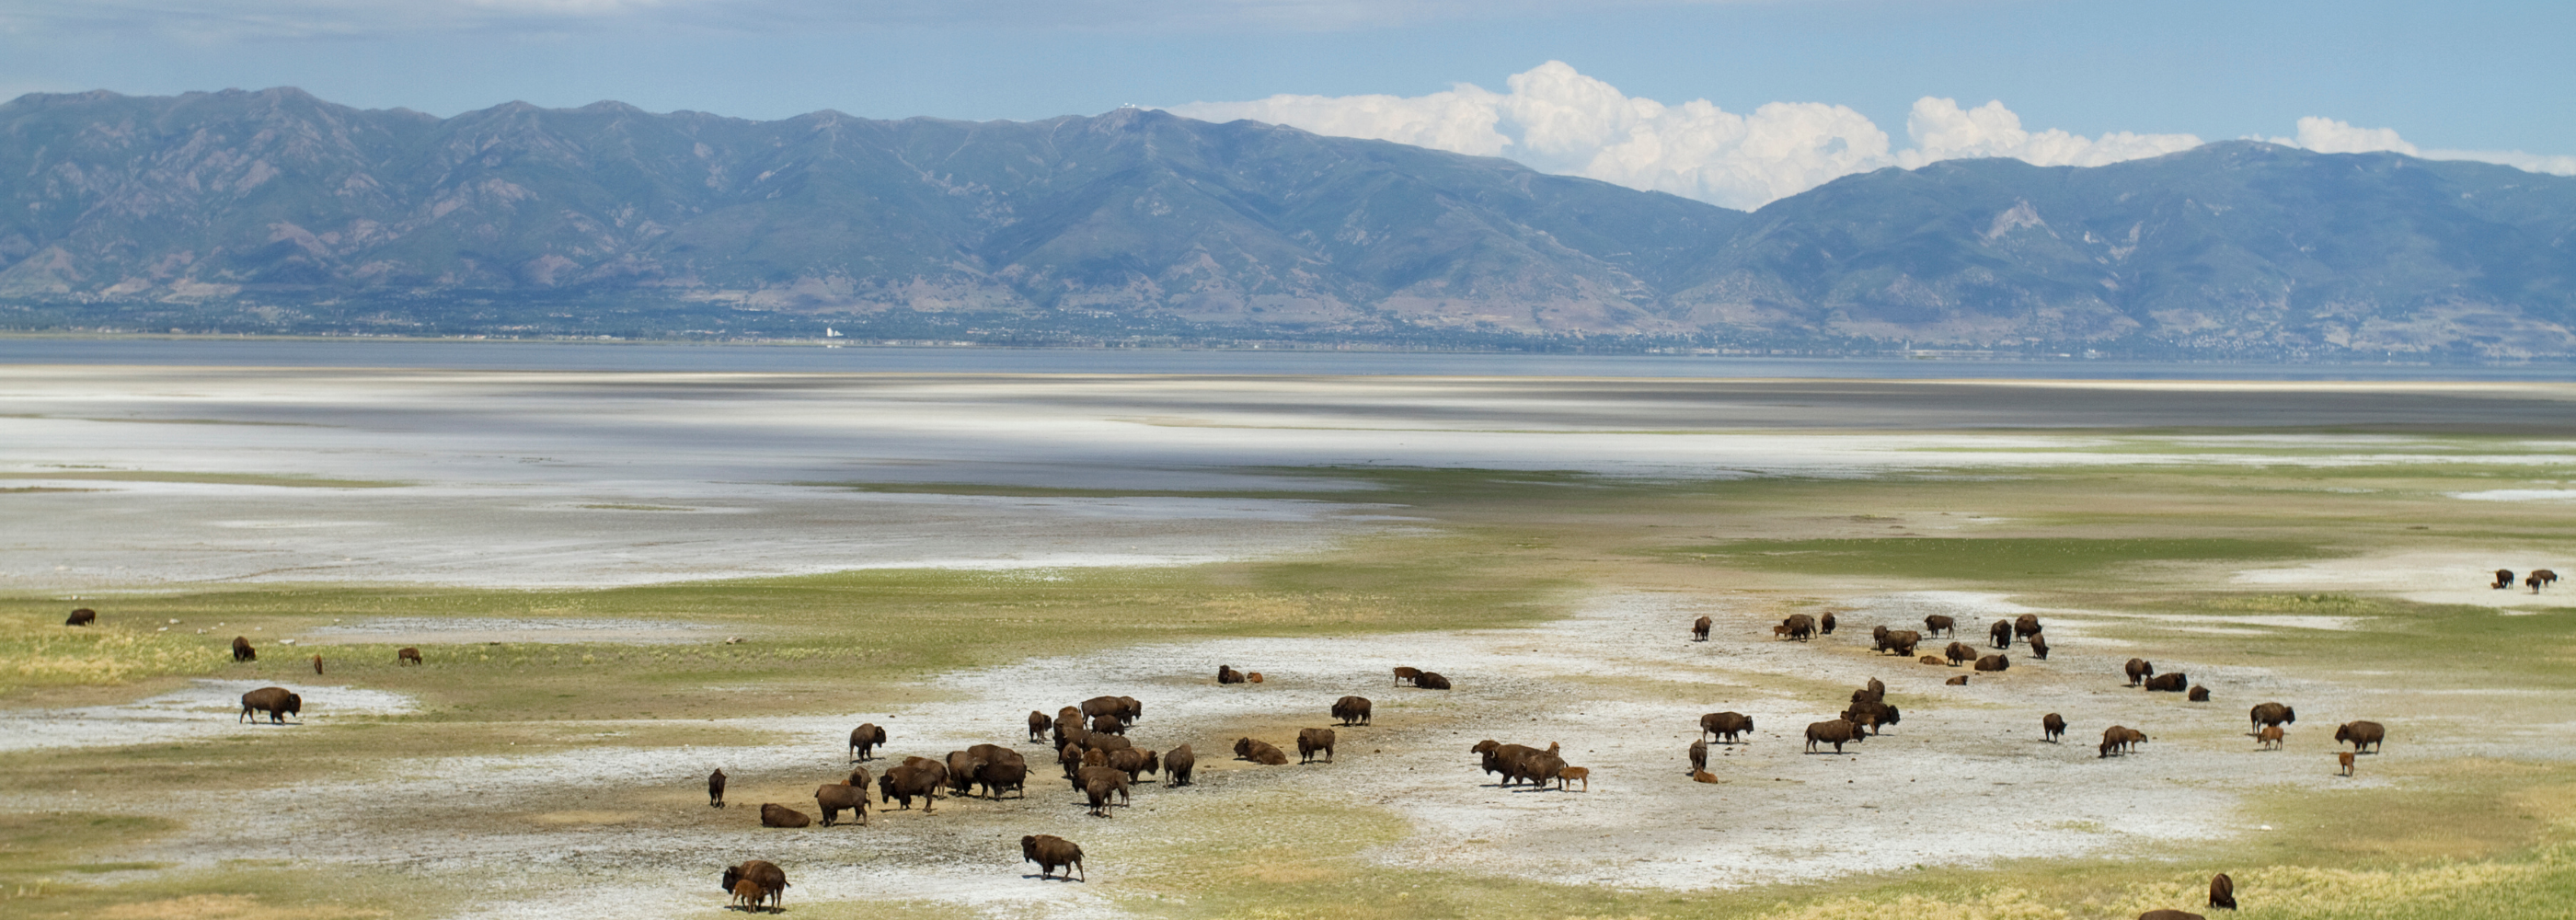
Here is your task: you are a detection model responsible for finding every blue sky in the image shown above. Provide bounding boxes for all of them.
[2,0,2566,206]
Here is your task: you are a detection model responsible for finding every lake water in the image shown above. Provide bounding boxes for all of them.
[5,338,2573,380]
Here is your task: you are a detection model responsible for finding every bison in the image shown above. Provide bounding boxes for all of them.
[1804,719,1864,753]
[1924,614,1955,637]
[1023,834,1084,881]
[1164,743,1196,787]
[2250,702,2296,730]
[1691,615,1712,641]
[238,686,299,724]
[1945,641,1976,666]
[2028,633,2049,660]
[1217,664,1246,684]
[2145,673,2190,693]
[759,803,811,828]
[1107,748,1157,784]
[1688,739,1708,774]
[2339,751,2356,776]
[397,647,422,666]
[878,764,945,813]
[65,608,96,627]
[1946,674,1969,685]
[1989,619,2013,649]
[2209,871,2236,909]
[2099,726,2147,757]
[1078,765,1129,816]
[2042,713,2065,742]
[2015,613,2042,641]
[848,722,887,761]
[1871,624,1890,646]
[1297,728,1337,764]
[1841,701,1900,735]
[978,760,1027,799]
[232,636,256,662]
[2335,720,2386,753]
[1235,737,1289,765]
[2531,569,2559,592]
[1698,711,1754,743]
[721,861,788,913]
[1089,714,1126,736]
[2188,685,2211,702]
[1975,654,2009,673]
[1415,672,1452,690]
[1394,666,1421,686]
[2257,725,2283,750]
[1331,696,1373,726]
[1557,765,1590,791]
[814,783,869,826]
[2125,658,2156,686]
[1918,655,1946,665]
[1880,629,1921,657]
[1781,614,1817,641]
[708,768,727,808]
[2495,568,2517,589]
[1028,710,1052,742]
[1819,612,1837,634]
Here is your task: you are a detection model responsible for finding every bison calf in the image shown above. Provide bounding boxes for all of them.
[397,647,422,665]
[1946,674,1969,685]
[2257,725,2283,750]
[1235,737,1290,765]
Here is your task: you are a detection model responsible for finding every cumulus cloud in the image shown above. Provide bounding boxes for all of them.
[1176,62,2576,209]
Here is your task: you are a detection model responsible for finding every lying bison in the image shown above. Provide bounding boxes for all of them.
[814,783,868,826]
[2336,720,2386,753]
[722,860,788,913]
[2187,685,2211,702]
[238,686,300,724]
[759,803,811,828]
[1217,664,1247,684]
[1331,696,1372,726]
[1023,834,1084,881]
[1974,654,2009,673]
[1946,674,1969,685]
[2145,673,2189,693]
[1164,743,1196,787]
[1235,737,1290,765]
[848,722,887,761]
[1414,672,1452,690]
[1804,719,1865,753]
[65,607,96,627]
[1699,711,1753,744]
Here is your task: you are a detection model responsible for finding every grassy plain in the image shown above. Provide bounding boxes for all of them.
[6,435,2575,919]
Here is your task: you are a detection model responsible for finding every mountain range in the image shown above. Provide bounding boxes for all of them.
[3,86,2571,358]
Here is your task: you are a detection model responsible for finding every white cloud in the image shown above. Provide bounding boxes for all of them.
[1172,62,2203,210]
[2271,116,2576,177]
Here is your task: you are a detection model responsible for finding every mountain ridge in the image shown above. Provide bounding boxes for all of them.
[3,87,2570,359]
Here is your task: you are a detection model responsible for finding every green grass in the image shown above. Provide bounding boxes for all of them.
[1680,537,2325,581]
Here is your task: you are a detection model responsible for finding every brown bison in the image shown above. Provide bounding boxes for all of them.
[1841,700,1900,735]
[1332,696,1373,726]
[1781,614,1816,641]
[1688,739,1708,774]
[2125,658,2156,686]
[1918,655,1946,665]
[1819,611,1837,635]
[1164,743,1196,787]
[2028,633,2049,660]
[1081,695,1133,724]
[814,783,869,826]
[1297,728,1337,764]
[2209,871,2236,910]
[2145,673,2190,693]
[65,608,96,627]
[2042,713,2065,742]
[1235,737,1290,765]
[1085,733,1133,754]
[1699,711,1754,743]
[232,636,256,662]
[238,686,300,724]
[731,879,765,912]
[2339,751,2356,776]
[1945,641,1976,666]
[722,860,788,913]
[1058,742,1087,779]
[1089,714,1126,736]
[2099,726,2147,757]
[1974,654,2008,673]
[2335,720,2386,753]
[311,654,324,675]
[848,723,887,761]
[2014,614,2042,641]
[972,761,1026,800]
[1078,766,1129,816]
[1415,672,1452,690]
[1394,666,1421,686]
[708,768,727,808]
[1217,664,1246,684]
[1871,624,1891,646]
[1945,674,1969,685]
[1691,615,1712,641]
[1028,710,1052,742]
[1023,834,1084,881]
[1107,748,1157,784]
[847,765,872,791]
[1557,765,1590,791]
[2495,568,2517,589]
[1924,614,1955,638]
[759,803,811,828]
[1989,619,2013,649]
[2257,725,2283,750]
[1247,673,1264,683]
[878,764,945,813]
[2250,702,2296,730]
[2187,685,2211,702]
[397,647,422,665]
[1880,629,1921,657]
[1804,719,1865,753]
[2531,569,2559,592]
[1510,744,1568,788]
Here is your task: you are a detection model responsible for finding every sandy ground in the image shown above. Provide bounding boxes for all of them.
[0,678,416,753]
[6,587,2524,919]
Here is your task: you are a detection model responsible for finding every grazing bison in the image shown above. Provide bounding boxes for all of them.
[1107,748,1157,784]
[1688,739,1708,774]
[722,861,788,913]
[1880,630,1921,657]
[238,686,300,724]
[2125,659,2156,686]
[2015,614,2042,641]
[1217,665,1246,684]
[1699,711,1754,743]
[2188,685,2211,702]
[708,768,727,808]
[815,783,869,826]
[1557,765,1590,791]
[2209,871,2236,910]
[1989,619,2014,649]
[2042,713,2065,742]
[1028,710,1052,742]
[1079,766,1129,817]
[1164,743,1196,787]
[65,608,96,627]
[1023,834,1084,881]
[1235,737,1290,765]
[1924,615,1956,637]
[397,647,422,665]
[1819,612,1837,635]
[1975,654,2009,673]
[1945,641,1976,666]
[2338,751,2356,776]
[232,636,256,662]
[1804,719,1865,753]
[1691,615,1712,641]
[1841,701,1900,735]
[2257,725,2284,750]
[2145,673,2190,693]
[1946,674,1969,685]
[2250,702,2295,730]
[1297,728,1337,764]
[2335,720,2386,753]
[1394,666,1421,686]
[848,723,887,761]
[2029,633,2049,660]
[878,764,946,813]
[2532,569,2559,592]
[1781,614,1816,641]
[2099,726,2147,757]
[759,803,811,828]
[1332,696,1373,726]
[2495,568,2517,589]
[1415,672,1452,690]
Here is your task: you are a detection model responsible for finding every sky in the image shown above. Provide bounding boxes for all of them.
[1,0,2568,209]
